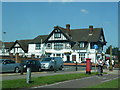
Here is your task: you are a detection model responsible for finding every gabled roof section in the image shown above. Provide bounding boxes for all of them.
[10,39,33,53]
[70,28,102,42]
[29,35,48,44]
[44,26,71,43]
[0,41,14,49]
[4,42,14,49]
[45,25,106,44]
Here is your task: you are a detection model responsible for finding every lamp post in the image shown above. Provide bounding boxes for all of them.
[109,45,113,71]
[2,32,6,55]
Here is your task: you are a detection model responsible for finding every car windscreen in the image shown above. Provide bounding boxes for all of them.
[41,58,52,62]
[22,60,31,64]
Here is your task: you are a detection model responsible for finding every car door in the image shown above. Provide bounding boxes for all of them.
[2,60,8,72]
[2,60,11,72]
[4,60,15,72]
[30,60,36,71]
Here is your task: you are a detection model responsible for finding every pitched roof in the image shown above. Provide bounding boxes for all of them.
[0,41,14,49]
[54,26,106,43]
[70,28,102,42]
[29,35,48,44]
[4,42,14,49]
[12,39,33,53]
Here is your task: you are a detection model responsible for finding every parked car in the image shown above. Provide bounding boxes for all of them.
[64,61,75,63]
[40,57,64,71]
[81,61,86,63]
[0,59,20,73]
[20,60,41,72]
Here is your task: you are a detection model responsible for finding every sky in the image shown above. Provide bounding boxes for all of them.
[1,1,118,50]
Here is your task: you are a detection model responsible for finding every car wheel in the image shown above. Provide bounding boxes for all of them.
[49,66,54,71]
[59,66,63,70]
[38,67,42,72]
[14,67,20,73]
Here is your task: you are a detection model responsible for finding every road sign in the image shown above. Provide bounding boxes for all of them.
[93,44,98,49]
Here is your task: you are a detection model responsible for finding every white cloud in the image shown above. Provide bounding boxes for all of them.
[80,9,89,14]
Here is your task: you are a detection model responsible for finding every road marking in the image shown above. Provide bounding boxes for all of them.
[101,77,118,83]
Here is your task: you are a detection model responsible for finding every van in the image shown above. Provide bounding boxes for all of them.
[40,57,64,71]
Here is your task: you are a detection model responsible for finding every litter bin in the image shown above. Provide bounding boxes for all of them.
[86,58,91,74]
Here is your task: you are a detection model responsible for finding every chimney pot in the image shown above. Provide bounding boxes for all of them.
[89,25,93,32]
[66,24,70,30]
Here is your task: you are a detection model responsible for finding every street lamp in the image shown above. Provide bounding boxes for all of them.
[2,32,6,55]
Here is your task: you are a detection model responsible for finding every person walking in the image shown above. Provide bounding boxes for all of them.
[97,58,104,76]
[105,59,110,69]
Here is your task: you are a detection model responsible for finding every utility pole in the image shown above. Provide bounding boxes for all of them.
[109,45,113,71]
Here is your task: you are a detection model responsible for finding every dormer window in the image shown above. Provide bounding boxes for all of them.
[79,42,84,48]
[54,33,61,38]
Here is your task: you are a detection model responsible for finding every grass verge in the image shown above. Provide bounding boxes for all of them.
[87,78,119,88]
[2,73,96,89]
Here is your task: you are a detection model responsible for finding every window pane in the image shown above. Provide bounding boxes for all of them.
[54,33,61,38]
[36,44,41,50]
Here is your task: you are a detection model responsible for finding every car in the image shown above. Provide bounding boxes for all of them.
[0,59,20,73]
[81,61,86,63]
[40,57,64,71]
[64,61,75,63]
[20,60,41,72]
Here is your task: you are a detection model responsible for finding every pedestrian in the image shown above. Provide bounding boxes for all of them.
[97,58,104,76]
[112,59,115,70]
[105,59,110,69]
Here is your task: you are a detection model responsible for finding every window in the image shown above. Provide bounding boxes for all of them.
[79,53,85,62]
[56,54,61,57]
[46,43,52,49]
[35,44,41,50]
[54,33,61,38]
[79,42,84,48]
[54,43,63,50]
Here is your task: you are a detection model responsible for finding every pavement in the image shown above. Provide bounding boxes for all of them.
[1,68,119,89]
[31,74,118,89]
[28,69,119,89]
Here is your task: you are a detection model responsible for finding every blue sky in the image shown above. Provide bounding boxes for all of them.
[2,2,118,49]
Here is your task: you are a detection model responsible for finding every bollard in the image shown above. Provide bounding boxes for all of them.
[76,61,78,71]
[20,63,23,75]
[54,60,57,73]
[26,67,31,84]
[86,58,91,74]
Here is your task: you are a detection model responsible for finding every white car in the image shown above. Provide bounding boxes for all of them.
[0,59,21,73]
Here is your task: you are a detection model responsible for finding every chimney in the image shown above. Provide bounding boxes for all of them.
[66,24,70,30]
[89,25,93,33]
[66,24,70,35]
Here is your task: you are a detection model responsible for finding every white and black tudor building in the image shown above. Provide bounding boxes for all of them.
[8,24,107,63]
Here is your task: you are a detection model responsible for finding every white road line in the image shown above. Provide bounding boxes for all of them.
[101,77,118,83]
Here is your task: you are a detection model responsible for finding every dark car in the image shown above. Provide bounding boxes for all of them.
[64,61,75,63]
[20,60,41,72]
[81,61,86,63]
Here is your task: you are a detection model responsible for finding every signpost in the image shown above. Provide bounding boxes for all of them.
[93,44,98,72]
